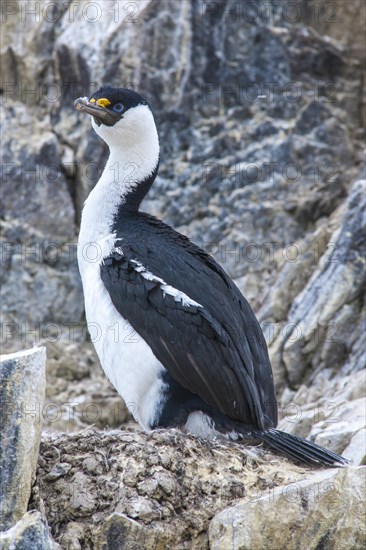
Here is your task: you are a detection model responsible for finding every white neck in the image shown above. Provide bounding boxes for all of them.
[78,104,160,254]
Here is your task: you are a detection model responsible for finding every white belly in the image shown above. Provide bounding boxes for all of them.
[79,257,166,430]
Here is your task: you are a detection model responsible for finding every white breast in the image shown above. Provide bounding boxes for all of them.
[78,247,166,430]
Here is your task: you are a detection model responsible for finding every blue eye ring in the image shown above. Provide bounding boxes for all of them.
[113,103,124,113]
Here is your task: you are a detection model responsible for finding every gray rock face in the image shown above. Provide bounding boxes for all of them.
[0,348,46,530]
[279,179,365,387]
[1,103,75,242]
[209,467,366,550]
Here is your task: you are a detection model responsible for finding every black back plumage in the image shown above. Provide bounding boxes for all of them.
[100,211,278,431]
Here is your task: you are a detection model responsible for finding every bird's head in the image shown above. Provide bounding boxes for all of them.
[74,86,157,150]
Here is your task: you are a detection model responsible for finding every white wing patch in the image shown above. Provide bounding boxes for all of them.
[132,259,203,308]
[111,246,202,308]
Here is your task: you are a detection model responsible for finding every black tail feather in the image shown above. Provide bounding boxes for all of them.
[254,428,349,467]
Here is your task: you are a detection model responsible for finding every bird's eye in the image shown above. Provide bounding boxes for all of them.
[113,103,124,113]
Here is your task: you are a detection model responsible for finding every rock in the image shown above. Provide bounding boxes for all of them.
[313,397,366,456]
[277,370,366,469]
[95,513,168,550]
[57,522,85,550]
[31,428,307,549]
[273,179,366,388]
[0,510,60,550]
[343,429,366,467]
[1,103,75,242]
[208,466,366,550]
[45,462,72,481]
[31,429,366,549]
[0,247,84,352]
[0,347,46,531]
[259,220,333,323]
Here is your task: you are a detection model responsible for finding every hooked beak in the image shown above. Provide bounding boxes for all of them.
[74,97,120,127]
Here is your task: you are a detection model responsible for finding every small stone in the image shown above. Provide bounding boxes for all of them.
[0,510,60,550]
[59,521,85,550]
[96,512,169,550]
[67,472,97,515]
[123,496,160,522]
[45,462,72,481]
[82,456,102,474]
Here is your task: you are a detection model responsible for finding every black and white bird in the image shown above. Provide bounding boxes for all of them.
[75,86,347,466]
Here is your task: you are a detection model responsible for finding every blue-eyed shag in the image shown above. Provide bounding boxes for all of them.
[74,86,347,466]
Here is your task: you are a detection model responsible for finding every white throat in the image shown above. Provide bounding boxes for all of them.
[78,104,160,258]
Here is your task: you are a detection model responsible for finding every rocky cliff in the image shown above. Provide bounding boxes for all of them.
[0,0,365,548]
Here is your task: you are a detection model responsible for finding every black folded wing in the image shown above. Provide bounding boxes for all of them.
[100,213,277,429]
